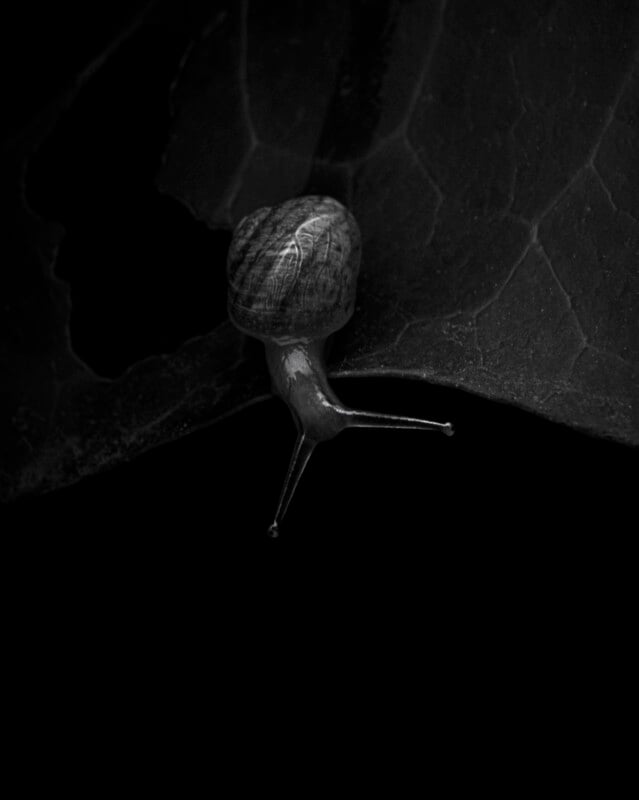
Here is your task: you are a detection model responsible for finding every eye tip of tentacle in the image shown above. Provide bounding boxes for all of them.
[267,522,280,539]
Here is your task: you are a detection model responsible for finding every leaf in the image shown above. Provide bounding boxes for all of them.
[0,5,270,501]
[158,0,639,446]
[2,0,637,503]
[1,123,269,500]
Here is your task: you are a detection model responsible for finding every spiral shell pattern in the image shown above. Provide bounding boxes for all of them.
[227,196,361,342]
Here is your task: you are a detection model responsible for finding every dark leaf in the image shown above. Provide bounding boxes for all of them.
[159,0,639,446]
[0,3,269,500]
[2,0,637,503]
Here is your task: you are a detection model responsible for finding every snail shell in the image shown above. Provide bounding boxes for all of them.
[227,196,361,342]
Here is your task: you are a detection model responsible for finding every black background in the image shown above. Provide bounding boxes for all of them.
[1,4,635,764]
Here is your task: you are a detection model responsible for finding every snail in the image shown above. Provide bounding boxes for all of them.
[227,195,453,537]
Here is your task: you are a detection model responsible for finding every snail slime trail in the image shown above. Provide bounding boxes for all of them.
[227,196,454,537]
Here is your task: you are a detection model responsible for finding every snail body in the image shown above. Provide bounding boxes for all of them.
[227,195,453,537]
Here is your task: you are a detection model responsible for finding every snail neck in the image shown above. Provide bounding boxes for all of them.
[264,338,344,442]
[262,334,453,537]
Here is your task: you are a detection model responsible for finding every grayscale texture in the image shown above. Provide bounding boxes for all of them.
[2,0,638,501]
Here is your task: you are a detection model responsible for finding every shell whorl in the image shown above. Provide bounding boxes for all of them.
[227,196,361,342]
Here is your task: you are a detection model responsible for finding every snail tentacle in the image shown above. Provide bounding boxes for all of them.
[344,409,454,436]
[267,434,316,539]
